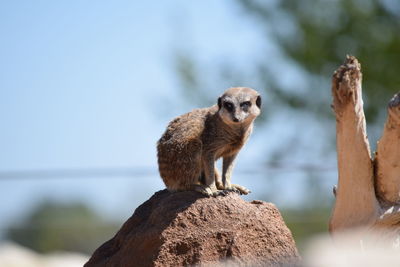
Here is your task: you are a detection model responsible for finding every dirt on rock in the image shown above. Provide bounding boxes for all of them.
[85,190,300,267]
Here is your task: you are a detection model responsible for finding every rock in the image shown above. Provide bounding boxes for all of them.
[85,190,300,267]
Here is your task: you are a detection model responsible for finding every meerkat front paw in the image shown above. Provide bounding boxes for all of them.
[192,184,220,197]
[231,184,251,195]
[191,185,212,196]
[224,187,241,194]
[222,181,249,195]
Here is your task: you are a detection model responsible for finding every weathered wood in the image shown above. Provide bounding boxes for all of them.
[329,56,380,232]
[330,56,400,235]
[376,93,400,204]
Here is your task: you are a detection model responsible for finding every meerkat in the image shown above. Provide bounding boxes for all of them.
[157,87,261,196]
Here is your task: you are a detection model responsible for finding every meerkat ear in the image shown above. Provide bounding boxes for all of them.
[218,97,222,109]
[256,95,262,108]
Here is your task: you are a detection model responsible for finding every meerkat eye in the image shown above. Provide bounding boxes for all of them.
[240,101,251,110]
[223,101,234,112]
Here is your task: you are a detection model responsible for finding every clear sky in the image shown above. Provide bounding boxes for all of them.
[0,1,336,235]
[0,0,275,231]
[0,1,267,171]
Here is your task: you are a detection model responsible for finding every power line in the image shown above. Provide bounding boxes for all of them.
[0,167,158,180]
[0,163,337,180]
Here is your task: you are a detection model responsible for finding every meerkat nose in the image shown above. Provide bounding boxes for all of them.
[233,117,239,122]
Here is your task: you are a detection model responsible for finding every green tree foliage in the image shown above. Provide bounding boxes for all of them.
[237,0,400,123]
[173,0,400,247]
[6,201,119,254]
[281,206,330,251]
[231,0,400,246]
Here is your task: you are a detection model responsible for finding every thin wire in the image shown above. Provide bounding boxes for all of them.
[0,163,337,180]
[0,167,157,180]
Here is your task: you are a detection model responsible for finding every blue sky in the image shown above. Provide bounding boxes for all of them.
[0,1,267,171]
[0,0,275,231]
[0,1,337,235]
[0,1,174,171]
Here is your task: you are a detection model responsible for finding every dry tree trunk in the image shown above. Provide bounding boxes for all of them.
[329,56,400,235]
[376,94,400,204]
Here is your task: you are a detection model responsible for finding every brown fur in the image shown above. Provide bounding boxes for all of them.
[157,87,261,196]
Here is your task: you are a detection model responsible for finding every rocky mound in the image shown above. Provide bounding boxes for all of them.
[85,190,300,267]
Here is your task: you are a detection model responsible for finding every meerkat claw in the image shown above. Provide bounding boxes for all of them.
[213,190,228,197]
[223,189,232,195]
[230,187,241,194]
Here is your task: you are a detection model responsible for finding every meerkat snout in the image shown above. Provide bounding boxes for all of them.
[218,87,262,125]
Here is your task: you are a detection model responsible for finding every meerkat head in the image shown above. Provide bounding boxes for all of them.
[217,87,261,125]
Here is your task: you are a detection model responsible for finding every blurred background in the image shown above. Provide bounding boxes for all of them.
[1,0,400,263]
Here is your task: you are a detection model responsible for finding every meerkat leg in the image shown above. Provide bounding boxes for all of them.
[222,155,236,191]
[376,93,400,204]
[188,171,215,196]
[197,165,227,196]
[222,155,250,195]
[188,184,214,196]
[196,155,219,196]
[213,167,233,196]
[329,56,379,232]
[215,167,224,190]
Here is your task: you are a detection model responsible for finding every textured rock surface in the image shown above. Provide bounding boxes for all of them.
[85,190,300,267]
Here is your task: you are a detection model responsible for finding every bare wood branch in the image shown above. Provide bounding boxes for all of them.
[329,55,380,232]
[329,56,400,241]
[376,93,400,204]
